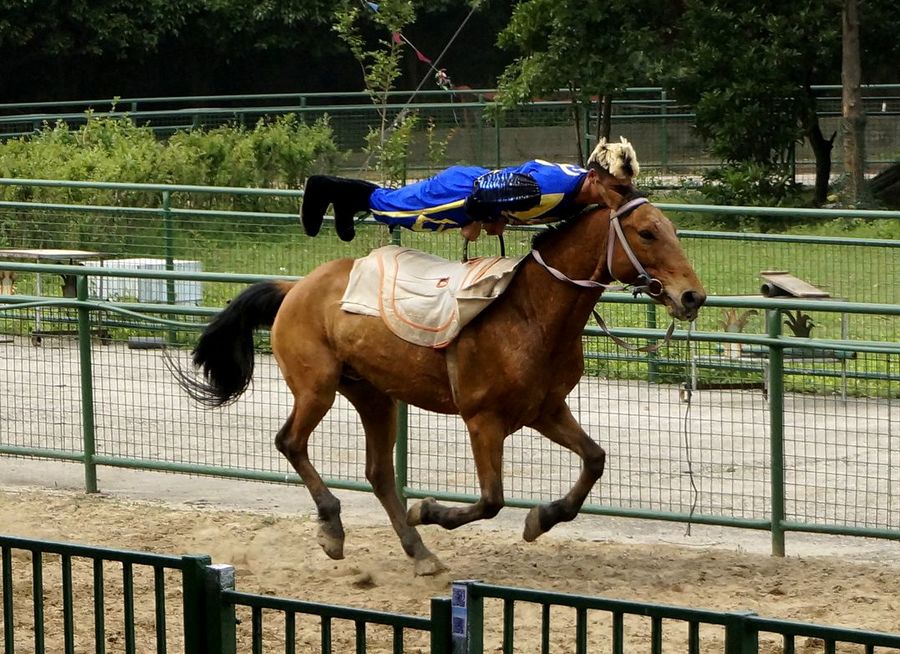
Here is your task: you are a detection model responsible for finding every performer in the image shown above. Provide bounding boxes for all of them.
[300,137,640,242]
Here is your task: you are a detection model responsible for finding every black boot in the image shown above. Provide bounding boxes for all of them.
[300,175,338,237]
[300,176,378,241]
[332,178,378,242]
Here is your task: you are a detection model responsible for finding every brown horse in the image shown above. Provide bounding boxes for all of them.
[173,188,706,575]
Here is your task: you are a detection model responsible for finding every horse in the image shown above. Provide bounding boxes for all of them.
[171,186,706,575]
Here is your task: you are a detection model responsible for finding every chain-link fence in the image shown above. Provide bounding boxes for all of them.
[2,86,898,178]
[0,181,897,552]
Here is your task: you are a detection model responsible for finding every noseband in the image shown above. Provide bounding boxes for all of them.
[530,197,664,297]
[607,197,664,297]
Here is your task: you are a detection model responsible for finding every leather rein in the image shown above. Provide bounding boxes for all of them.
[529,197,675,353]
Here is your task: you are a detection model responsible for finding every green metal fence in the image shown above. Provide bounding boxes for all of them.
[0,534,453,653]
[0,264,897,557]
[449,581,900,654]
[1,85,898,176]
[1,177,898,304]
[3,534,899,654]
[0,179,898,557]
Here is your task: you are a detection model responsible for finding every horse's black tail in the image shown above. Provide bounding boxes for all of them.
[170,280,293,407]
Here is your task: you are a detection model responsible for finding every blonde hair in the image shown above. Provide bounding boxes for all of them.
[586,136,640,180]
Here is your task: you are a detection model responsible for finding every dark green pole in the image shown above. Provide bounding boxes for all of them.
[162,190,177,343]
[476,94,485,168]
[646,302,659,383]
[430,597,453,654]
[767,309,786,556]
[495,113,502,169]
[77,276,98,493]
[389,227,410,506]
[660,90,670,173]
[395,401,409,507]
[724,611,758,654]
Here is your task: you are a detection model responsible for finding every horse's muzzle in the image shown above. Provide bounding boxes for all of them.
[679,289,706,321]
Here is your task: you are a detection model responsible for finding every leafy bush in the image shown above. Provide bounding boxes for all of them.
[699,162,802,231]
[0,111,340,211]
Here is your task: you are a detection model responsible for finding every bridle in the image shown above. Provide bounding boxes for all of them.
[530,196,664,298]
[530,196,674,352]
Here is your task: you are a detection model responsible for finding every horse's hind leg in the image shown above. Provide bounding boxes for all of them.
[522,402,606,542]
[341,381,446,576]
[276,389,346,560]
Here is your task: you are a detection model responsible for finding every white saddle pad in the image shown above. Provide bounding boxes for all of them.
[341,245,525,348]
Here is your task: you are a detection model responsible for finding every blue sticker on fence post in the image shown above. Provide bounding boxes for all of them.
[451,581,471,653]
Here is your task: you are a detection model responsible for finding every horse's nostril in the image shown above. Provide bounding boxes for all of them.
[682,290,706,310]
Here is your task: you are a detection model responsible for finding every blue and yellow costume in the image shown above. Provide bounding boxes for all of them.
[301,160,589,242]
[369,161,588,232]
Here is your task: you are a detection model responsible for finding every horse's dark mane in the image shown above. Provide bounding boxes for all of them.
[531,187,646,250]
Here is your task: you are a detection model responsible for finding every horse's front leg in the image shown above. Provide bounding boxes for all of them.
[522,401,606,542]
[408,413,506,529]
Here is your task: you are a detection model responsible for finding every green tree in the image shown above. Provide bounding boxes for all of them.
[495,0,677,164]
[0,0,187,98]
[672,0,899,206]
[334,0,420,185]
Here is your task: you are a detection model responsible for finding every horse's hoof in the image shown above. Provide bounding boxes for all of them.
[407,498,436,526]
[317,523,345,560]
[523,506,544,542]
[414,554,448,577]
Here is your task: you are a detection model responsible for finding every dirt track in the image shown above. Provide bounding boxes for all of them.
[1,480,899,653]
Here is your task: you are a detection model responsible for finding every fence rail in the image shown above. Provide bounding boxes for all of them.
[451,581,900,654]
[0,177,898,557]
[2,534,899,654]
[1,263,897,557]
[2,85,898,175]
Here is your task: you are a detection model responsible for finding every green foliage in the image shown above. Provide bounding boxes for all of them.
[366,112,419,187]
[671,1,836,205]
[333,0,425,184]
[0,0,187,56]
[496,0,676,158]
[700,163,801,207]
[0,111,339,211]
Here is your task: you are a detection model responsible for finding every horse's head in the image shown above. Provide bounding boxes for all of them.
[598,187,706,322]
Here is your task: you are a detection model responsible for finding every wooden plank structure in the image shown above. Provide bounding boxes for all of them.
[759,270,830,298]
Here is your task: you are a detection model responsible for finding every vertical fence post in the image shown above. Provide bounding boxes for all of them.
[451,581,483,654]
[494,113,502,169]
[182,556,237,654]
[430,597,453,654]
[660,89,670,173]
[395,401,409,507]
[724,611,758,654]
[581,101,591,165]
[162,190,177,343]
[181,554,212,653]
[767,309,786,557]
[77,275,98,493]
[476,95,485,168]
[646,301,659,383]
[388,227,410,506]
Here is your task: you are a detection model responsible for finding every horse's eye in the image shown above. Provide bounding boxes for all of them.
[638,229,655,240]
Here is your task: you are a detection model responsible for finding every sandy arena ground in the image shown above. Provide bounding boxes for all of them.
[1,462,899,653]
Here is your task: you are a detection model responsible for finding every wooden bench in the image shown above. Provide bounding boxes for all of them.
[691,271,853,398]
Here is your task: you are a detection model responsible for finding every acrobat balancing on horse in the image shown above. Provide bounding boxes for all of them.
[300,137,640,242]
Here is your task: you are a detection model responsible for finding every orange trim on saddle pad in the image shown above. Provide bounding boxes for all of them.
[340,245,525,348]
